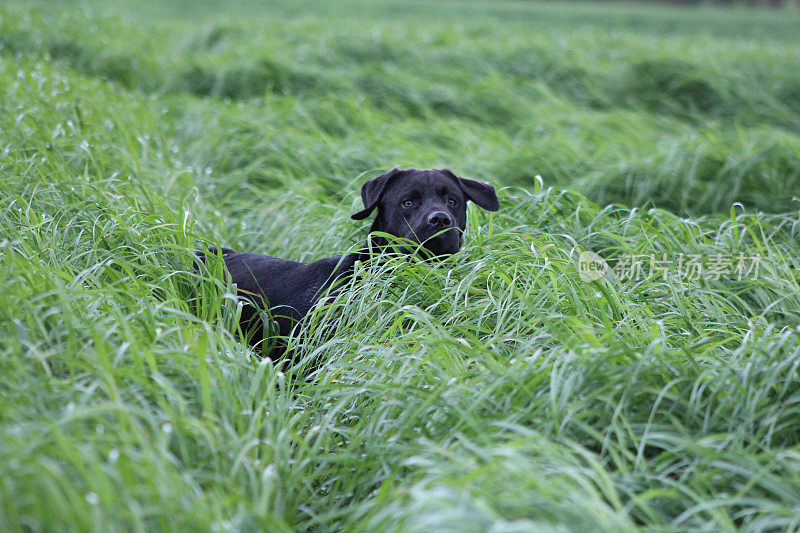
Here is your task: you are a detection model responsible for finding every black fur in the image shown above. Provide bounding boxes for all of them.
[199,168,499,353]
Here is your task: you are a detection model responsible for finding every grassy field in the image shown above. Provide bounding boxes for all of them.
[2,0,800,531]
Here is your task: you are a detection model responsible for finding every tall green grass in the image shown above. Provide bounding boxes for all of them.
[2,1,800,531]
[3,0,800,214]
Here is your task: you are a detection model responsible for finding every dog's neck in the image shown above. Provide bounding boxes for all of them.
[327,235,400,284]
[356,233,391,262]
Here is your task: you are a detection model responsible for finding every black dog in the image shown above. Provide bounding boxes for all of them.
[201,168,498,352]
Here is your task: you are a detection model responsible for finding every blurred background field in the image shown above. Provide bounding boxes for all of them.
[2,1,800,531]
[3,0,799,214]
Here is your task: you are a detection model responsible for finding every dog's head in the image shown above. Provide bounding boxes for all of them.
[352,168,499,256]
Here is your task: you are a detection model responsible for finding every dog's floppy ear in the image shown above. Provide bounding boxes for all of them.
[440,169,499,212]
[351,168,407,220]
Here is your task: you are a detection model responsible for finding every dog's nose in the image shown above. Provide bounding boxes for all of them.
[426,211,453,228]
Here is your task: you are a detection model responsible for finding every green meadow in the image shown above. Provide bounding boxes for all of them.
[2,0,800,530]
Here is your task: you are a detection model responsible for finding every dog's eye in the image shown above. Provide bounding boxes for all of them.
[402,200,414,208]
[447,198,457,207]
